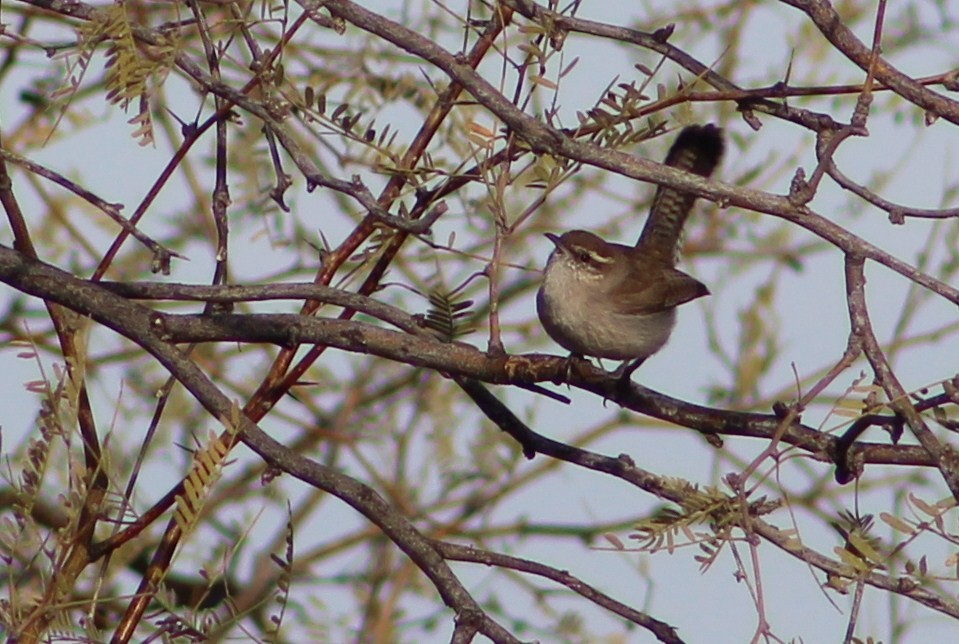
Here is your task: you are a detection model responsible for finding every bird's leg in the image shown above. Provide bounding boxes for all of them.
[614,357,646,392]
[556,352,582,385]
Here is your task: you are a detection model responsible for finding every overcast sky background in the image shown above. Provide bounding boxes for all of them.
[3,1,959,641]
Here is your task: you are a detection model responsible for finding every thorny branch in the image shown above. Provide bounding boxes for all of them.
[4,0,959,641]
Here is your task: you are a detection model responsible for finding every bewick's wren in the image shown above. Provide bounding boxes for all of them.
[536,124,724,378]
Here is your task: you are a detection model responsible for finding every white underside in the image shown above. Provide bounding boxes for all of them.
[536,259,677,360]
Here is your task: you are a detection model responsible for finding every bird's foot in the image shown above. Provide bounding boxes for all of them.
[553,353,582,385]
[613,357,645,395]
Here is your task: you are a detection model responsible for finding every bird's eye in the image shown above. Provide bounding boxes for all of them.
[577,251,592,264]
